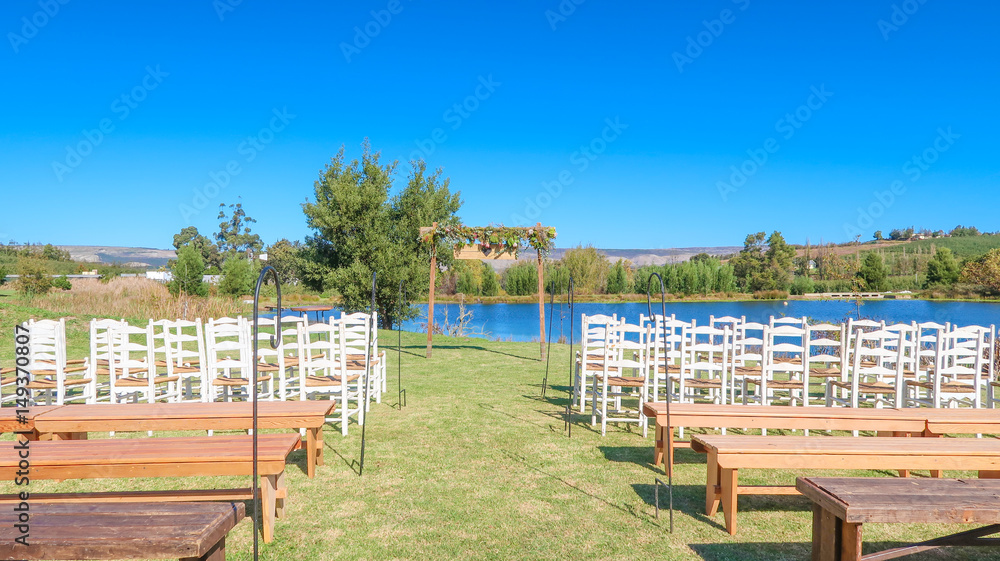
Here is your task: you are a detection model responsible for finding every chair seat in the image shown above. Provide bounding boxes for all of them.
[808,367,842,378]
[212,376,272,386]
[255,363,281,373]
[747,378,804,390]
[680,378,724,389]
[829,380,897,394]
[304,374,361,387]
[117,375,180,387]
[906,380,977,393]
[26,377,93,389]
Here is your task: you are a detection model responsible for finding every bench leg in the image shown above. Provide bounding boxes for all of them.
[720,467,738,535]
[653,423,665,473]
[275,470,286,519]
[181,536,226,561]
[980,470,1000,478]
[840,519,862,561]
[665,423,675,478]
[306,427,318,478]
[705,453,721,516]
[261,474,277,543]
[315,426,324,466]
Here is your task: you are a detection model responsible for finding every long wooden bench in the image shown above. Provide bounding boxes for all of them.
[0,433,299,543]
[0,405,61,437]
[641,403,929,475]
[0,501,246,560]
[690,434,1000,536]
[797,477,1000,561]
[27,401,335,478]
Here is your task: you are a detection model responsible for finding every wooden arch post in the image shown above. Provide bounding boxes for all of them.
[535,223,546,361]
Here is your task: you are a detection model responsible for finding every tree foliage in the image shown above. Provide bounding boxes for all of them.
[15,258,51,298]
[606,259,629,294]
[729,231,795,292]
[51,275,72,291]
[218,255,254,296]
[170,244,208,296]
[857,252,888,291]
[173,226,222,271]
[925,247,960,287]
[480,262,499,297]
[301,142,461,328]
[216,201,263,259]
[265,239,302,285]
[949,225,981,237]
[561,246,609,294]
[503,261,537,296]
[960,248,1000,293]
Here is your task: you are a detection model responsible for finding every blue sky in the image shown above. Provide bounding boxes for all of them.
[2,0,997,251]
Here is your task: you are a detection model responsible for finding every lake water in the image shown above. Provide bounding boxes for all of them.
[394,299,1000,343]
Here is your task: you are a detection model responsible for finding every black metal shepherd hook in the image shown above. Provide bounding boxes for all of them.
[359,270,376,476]
[252,265,281,560]
[564,276,574,438]
[397,279,407,408]
[540,281,556,398]
[646,272,673,533]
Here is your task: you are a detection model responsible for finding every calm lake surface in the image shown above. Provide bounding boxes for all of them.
[393,300,1000,343]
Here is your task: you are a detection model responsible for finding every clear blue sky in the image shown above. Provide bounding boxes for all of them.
[2,0,998,251]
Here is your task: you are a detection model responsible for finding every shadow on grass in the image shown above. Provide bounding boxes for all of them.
[478,402,566,434]
[326,444,361,476]
[431,344,539,361]
[598,446,659,473]
[499,448,660,527]
[688,542,811,560]
[385,344,425,359]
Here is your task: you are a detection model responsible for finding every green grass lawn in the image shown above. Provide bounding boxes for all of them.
[2,312,999,559]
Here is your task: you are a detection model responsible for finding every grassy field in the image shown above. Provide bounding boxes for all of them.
[3,299,1000,559]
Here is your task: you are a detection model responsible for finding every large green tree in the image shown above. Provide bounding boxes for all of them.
[729,231,795,292]
[857,252,888,291]
[216,201,263,259]
[169,244,208,296]
[925,247,960,287]
[172,226,222,271]
[301,142,461,328]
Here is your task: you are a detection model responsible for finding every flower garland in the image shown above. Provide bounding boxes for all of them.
[420,224,556,256]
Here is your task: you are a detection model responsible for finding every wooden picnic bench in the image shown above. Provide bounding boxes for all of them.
[0,501,245,560]
[0,406,61,438]
[26,401,334,478]
[641,403,929,475]
[797,477,1000,561]
[690,434,1000,535]
[0,433,299,543]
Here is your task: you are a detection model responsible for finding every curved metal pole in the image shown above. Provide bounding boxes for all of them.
[360,270,376,476]
[646,272,673,533]
[541,281,556,398]
[252,265,281,559]
[565,276,574,438]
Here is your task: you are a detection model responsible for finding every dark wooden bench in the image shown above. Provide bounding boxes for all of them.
[0,501,245,560]
[797,477,1000,561]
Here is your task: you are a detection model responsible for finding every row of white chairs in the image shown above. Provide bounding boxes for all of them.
[575,314,999,436]
[1,313,387,436]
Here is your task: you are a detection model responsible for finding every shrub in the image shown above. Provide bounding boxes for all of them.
[15,258,51,298]
[752,290,789,300]
[503,261,537,296]
[789,275,814,295]
[606,260,628,294]
[0,264,8,285]
[51,275,73,291]
[218,256,254,297]
[170,245,208,297]
[480,262,499,297]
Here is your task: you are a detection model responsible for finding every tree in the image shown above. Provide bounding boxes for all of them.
[606,259,628,294]
[503,261,537,295]
[960,249,1000,293]
[950,225,980,237]
[857,252,888,291]
[301,141,462,328]
[925,247,960,287]
[216,200,263,259]
[15,258,51,298]
[173,226,222,271]
[218,255,254,296]
[51,275,72,290]
[265,239,302,285]
[873,230,883,241]
[0,264,8,285]
[480,262,499,296]
[170,244,208,296]
[562,245,610,294]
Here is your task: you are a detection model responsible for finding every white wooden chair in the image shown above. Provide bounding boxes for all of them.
[746,324,809,408]
[24,318,94,405]
[341,311,383,408]
[591,321,650,437]
[905,327,987,409]
[574,314,621,412]
[299,317,363,435]
[827,328,905,409]
[729,321,765,404]
[108,321,180,404]
[87,318,128,403]
[154,319,207,402]
[643,314,687,402]
[205,317,273,402]
[673,324,731,406]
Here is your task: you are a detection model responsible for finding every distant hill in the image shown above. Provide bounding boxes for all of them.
[57,246,176,269]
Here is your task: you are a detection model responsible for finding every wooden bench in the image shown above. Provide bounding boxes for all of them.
[0,501,245,560]
[642,403,928,475]
[0,434,299,543]
[28,401,334,478]
[797,477,1000,561]
[690,434,1000,535]
[0,405,61,438]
